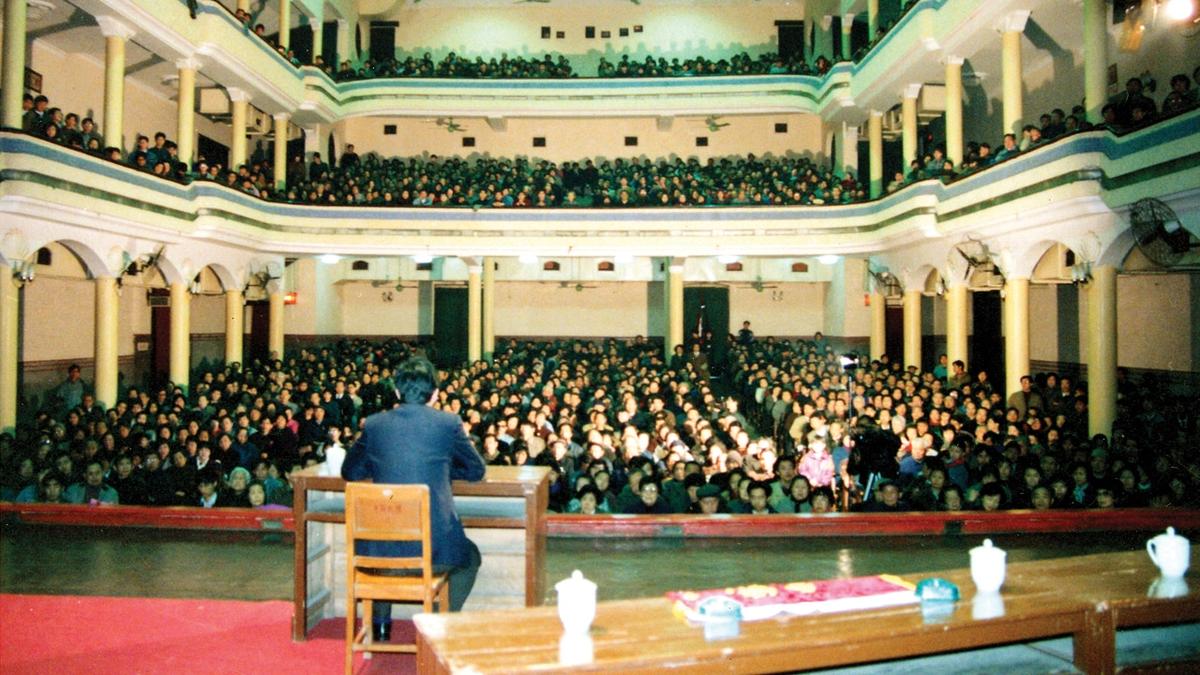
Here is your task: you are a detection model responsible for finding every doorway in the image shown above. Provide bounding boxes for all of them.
[684,286,730,371]
[776,21,805,61]
[433,286,468,368]
[885,304,903,363]
[247,301,270,363]
[972,290,1003,382]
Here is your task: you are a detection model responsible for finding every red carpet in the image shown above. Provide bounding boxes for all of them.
[0,594,414,674]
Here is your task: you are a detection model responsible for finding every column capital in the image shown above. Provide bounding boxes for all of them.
[337,18,350,28]
[667,256,686,273]
[227,87,251,103]
[869,109,884,118]
[943,54,965,66]
[843,12,855,23]
[467,265,483,274]
[95,15,136,40]
[273,111,291,122]
[820,14,834,30]
[902,82,923,100]
[176,57,203,71]
[998,10,1031,34]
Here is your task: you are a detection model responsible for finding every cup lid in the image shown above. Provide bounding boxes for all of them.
[556,569,596,593]
[970,538,1006,557]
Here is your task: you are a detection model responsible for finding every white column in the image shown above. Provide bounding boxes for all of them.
[840,13,855,61]
[903,289,922,370]
[1083,0,1109,123]
[268,289,285,360]
[169,282,190,392]
[175,58,201,171]
[1003,277,1030,401]
[482,257,496,360]
[467,264,482,363]
[225,289,244,365]
[869,292,886,361]
[944,55,964,164]
[273,113,289,191]
[667,261,685,355]
[902,84,921,173]
[867,0,879,41]
[96,16,136,153]
[867,111,883,199]
[336,19,351,63]
[228,88,250,170]
[0,262,19,432]
[310,13,324,62]
[278,0,292,50]
[1000,11,1030,135]
[94,276,120,409]
[836,122,859,177]
[945,283,969,373]
[1088,266,1118,438]
[2,0,28,129]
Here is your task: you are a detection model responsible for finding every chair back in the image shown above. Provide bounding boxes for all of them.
[345,482,433,582]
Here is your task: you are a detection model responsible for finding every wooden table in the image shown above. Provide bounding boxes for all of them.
[291,465,550,641]
[414,549,1198,674]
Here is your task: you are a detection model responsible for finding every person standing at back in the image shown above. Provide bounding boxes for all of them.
[341,356,486,643]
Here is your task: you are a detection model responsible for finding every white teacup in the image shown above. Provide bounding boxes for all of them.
[555,570,597,636]
[970,539,1007,594]
[1146,527,1190,579]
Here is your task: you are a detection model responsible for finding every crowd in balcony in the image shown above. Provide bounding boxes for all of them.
[330,52,575,80]
[597,52,832,78]
[886,68,1200,193]
[2,328,1196,514]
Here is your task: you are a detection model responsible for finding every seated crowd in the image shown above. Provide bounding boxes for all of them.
[331,53,575,81]
[597,52,832,78]
[888,67,1200,192]
[2,330,1196,516]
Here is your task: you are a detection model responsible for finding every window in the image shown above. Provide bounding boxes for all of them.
[541,26,551,39]
[725,262,744,272]
[383,124,397,136]
[585,26,596,38]
[624,136,638,147]
[1064,249,1076,267]
[462,137,476,148]
[696,136,708,147]
[543,261,561,271]
[416,262,433,272]
[351,260,370,271]
[775,123,789,134]
[532,137,546,148]
[791,262,809,273]
[597,261,615,272]
[619,28,629,37]
[35,247,52,266]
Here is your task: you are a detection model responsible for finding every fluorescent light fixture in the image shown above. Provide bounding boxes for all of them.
[318,254,341,265]
[614,253,634,265]
[1164,0,1196,21]
[518,253,538,265]
[412,253,434,264]
[818,255,841,265]
[717,255,739,264]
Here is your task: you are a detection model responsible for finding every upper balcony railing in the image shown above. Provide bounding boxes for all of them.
[3,107,1196,257]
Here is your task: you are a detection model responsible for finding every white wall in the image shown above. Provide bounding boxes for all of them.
[494,281,654,337]
[339,281,422,335]
[338,114,824,164]
[731,282,825,337]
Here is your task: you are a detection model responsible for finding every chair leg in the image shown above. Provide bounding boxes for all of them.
[345,597,355,675]
[439,580,451,613]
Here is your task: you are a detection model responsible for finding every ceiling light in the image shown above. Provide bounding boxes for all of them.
[412,253,434,264]
[1164,0,1196,21]
[518,253,538,265]
[717,255,739,264]
[818,255,841,265]
[318,254,341,264]
[614,253,634,264]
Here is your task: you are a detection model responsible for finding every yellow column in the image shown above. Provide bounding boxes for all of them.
[903,289,922,370]
[336,19,351,62]
[867,111,883,199]
[169,282,190,392]
[840,14,854,61]
[945,283,969,372]
[944,55,963,163]
[278,0,291,50]
[867,0,879,41]
[1000,11,1029,135]
[225,289,244,365]
[667,261,685,354]
[273,113,289,191]
[1083,0,1108,123]
[228,89,249,169]
[467,264,482,363]
[901,84,920,172]
[236,0,249,11]
[310,15,323,62]
[1088,266,1118,438]
[482,257,495,360]
[869,292,886,361]
[1003,277,1030,401]
[268,289,285,360]
[2,0,27,129]
[175,59,199,171]
[94,276,119,409]
[0,262,19,433]
[97,17,135,152]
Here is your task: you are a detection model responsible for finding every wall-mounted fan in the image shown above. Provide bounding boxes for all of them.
[1129,197,1198,267]
[868,269,903,298]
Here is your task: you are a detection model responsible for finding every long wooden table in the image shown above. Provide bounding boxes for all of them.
[414,548,1198,674]
[290,464,550,641]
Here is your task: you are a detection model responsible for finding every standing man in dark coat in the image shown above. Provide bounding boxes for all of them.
[341,356,486,643]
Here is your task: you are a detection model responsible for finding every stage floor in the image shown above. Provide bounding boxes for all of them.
[0,523,1157,602]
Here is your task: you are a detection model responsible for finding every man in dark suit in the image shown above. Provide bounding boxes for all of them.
[341,356,486,643]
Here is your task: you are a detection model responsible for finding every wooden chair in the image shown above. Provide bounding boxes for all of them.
[344,482,450,674]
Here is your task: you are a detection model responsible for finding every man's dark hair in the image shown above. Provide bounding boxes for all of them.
[395,356,438,404]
